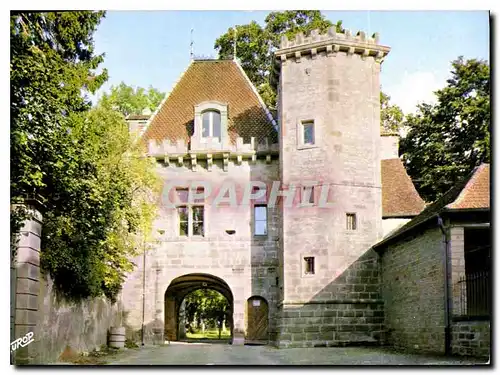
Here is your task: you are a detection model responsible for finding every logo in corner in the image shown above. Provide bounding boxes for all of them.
[11,332,34,352]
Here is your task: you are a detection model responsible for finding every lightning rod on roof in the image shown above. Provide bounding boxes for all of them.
[190,28,194,61]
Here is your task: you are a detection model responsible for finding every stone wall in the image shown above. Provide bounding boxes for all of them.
[11,206,122,364]
[451,320,490,358]
[120,158,280,344]
[33,275,122,364]
[380,227,446,354]
[277,249,384,348]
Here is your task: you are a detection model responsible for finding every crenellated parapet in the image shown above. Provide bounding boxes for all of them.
[275,27,390,64]
[148,136,278,171]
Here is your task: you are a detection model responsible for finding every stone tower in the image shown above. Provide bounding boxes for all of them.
[274,28,390,347]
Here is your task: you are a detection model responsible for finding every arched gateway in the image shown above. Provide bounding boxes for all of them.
[164,273,233,342]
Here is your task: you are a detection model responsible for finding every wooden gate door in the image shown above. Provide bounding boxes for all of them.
[246,297,269,342]
[164,296,177,341]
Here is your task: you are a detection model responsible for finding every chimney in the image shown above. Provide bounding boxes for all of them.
[380,132,400,159]
[126,108,151,136]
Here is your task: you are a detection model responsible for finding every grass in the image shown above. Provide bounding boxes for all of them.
[186,329,231,340]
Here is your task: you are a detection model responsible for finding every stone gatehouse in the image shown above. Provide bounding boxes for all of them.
[120,28,427,348]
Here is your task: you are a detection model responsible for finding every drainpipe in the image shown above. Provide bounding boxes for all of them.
[141,240,146,346]
[437,215,451,355]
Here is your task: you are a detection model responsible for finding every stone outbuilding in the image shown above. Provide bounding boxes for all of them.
[373,163,491,358]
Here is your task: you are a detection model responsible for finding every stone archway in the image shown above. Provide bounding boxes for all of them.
[164,273,233,342]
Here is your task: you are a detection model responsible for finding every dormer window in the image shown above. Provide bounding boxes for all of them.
[193,101,228,150]
[202,110,221,141]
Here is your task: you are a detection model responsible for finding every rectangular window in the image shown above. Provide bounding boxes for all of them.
[304,257,315,275]
[302,186,314,204]
[202,111,222,141]
[346,213,357,230]
[176,188,205,237]
[178,206,189,236]
[303,121,315,145]
[192,206,204,236]
[254,205,268,236]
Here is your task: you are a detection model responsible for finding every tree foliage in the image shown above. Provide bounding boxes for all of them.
[400,56,490,202]
[99,82,165,117]
[215,11,343,109]
[381,91,404,133]
[11,11,160,302]
[184,289,230,330]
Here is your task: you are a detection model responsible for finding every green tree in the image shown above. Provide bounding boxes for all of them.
[215,11,343,109]
[11,11,108,234]
[184,289,230,336]
[99,82,165,117]
[400,56,490,202]
[11,12,160,301]
[380,91,404,133]
[41,106,159,300]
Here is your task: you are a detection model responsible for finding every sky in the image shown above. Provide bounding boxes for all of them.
[92,10,490,115]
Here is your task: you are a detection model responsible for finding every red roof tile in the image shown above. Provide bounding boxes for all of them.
[447,163,490,209]
[374,163,490,250]
[140,60,277,146]
[381,158,426,217]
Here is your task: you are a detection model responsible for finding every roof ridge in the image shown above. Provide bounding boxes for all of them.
[233,60,277,130]
[135,60,194,146]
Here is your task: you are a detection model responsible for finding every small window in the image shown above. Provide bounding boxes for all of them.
[192,206,204,236]
[346,213,357,230]
[202,110,221,141]
[303,121,315,145]
[302,186,314,204]
[178,206,189,236]
[254,205,268,236]
[304,257,315,275]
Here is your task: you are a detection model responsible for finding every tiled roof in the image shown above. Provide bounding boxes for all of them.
[140,59,277,146]
[381,158,426,217]
[447,163,490,209]
[374,163,490,250]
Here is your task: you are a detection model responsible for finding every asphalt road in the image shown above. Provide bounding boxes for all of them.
[106,342,488,366]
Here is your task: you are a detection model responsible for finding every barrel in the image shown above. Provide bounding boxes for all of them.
[109,327,125,349]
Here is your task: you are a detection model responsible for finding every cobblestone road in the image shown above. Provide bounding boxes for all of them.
[106,342,488,366]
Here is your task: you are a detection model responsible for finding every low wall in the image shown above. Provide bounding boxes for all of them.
[451,320,490,358]
[32,275,122,364]
[11,206,123,364]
